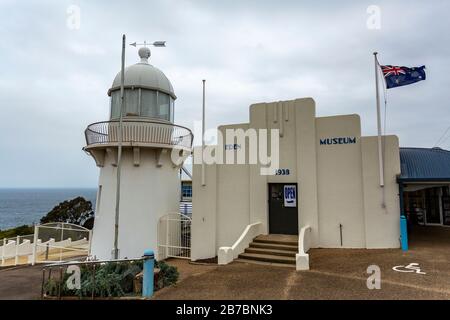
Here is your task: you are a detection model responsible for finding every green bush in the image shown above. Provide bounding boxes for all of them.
[0,225,34,239]
[155,260,179,289]
[43,260,178,298]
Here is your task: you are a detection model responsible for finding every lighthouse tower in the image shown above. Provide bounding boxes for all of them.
[84,47,193,260]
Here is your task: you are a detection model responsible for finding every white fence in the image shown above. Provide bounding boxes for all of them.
[157,213,191,260]
[0,222,91,267]
[179,202,192,216]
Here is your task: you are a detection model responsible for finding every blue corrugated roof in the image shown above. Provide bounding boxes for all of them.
[399,147,450,181]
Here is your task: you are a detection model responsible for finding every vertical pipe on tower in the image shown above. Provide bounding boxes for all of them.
[113,34,126,259]
[201,80,206,186]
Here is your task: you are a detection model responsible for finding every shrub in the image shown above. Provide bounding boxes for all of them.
[40,196,94,227]
[155,260,179,290]
[43,260,178,298]
[0,225,34,239]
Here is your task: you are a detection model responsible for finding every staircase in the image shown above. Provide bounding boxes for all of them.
[237,234,298,267]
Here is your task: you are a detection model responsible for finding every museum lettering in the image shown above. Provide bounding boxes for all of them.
[319,137,357,145]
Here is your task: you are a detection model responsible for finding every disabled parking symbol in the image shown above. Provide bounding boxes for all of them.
[392,263,426,275]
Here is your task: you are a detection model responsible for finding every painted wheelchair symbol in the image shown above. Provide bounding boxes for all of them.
[392,263,426,275]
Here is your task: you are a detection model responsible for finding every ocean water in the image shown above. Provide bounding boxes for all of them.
[0,188,97,230]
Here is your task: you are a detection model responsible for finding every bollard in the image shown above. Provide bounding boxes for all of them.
[142,249,155,298]
[400,215,409,251]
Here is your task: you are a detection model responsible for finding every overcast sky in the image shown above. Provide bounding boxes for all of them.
[0,0,449,188]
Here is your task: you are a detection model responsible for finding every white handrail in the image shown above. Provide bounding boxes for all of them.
[218,222,262,265]
[296,225,311,271]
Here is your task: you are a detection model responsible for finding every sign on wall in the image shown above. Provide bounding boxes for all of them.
[319,137,357,145]
[284,185,297,207]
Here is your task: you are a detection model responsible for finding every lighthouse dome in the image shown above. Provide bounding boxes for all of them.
[108,47,175,99]
[108,47,176,122]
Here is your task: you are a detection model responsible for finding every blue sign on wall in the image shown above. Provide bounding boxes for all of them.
[284,185,297,207]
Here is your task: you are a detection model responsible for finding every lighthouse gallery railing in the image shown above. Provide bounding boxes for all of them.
[84,120,193,149]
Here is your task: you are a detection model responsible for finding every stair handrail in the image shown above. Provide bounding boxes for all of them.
[218,222,262,265]
[296,225,312,271]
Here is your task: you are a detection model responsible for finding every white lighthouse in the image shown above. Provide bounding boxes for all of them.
[84,46,193,260]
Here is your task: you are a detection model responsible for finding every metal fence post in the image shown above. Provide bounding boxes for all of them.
[165,218,169,258]
[1,238,5,266]
[142,249,154,298]
[45,243,49,261]
[32,225,39,265]
[88,230,93,256]
[14,235,20,266]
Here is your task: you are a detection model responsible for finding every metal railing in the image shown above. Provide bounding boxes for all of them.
[33,222,91,265]
[41,257,147,300]
[1,234,34,266]
[157,213,191,260]
[84,120,193,150]
[0,223,92,267]
[179,202,192,216]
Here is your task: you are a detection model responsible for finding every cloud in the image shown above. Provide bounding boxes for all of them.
[0,0,449,187]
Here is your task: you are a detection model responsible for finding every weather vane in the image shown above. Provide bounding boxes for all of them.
[129,41,166,48]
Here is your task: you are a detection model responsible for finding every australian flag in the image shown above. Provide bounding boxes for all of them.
[381,65,426,89]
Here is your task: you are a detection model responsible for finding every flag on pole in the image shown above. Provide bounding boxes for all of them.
[380,65,426,89]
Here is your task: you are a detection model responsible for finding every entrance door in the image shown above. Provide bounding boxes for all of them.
[268,183,298,235]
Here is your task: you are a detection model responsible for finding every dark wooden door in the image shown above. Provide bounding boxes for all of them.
[268,183,298,235]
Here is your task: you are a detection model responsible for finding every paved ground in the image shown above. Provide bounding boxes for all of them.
[153,226,450,300]
[0,264,43,300]
[1,226,449,300]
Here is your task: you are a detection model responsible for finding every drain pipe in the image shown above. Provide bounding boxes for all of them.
[339,224,343,247]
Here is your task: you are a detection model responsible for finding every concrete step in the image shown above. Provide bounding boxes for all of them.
[238,252,296,265]
[249,242,298,252]
[244,247,296,257]
[253,238,298,246]
[235,259,296,268]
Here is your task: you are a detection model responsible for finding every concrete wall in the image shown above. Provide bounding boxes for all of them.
[315,115,366,248]
[191,147,217,260]
[216,124,251,248]
[361,136,401,248]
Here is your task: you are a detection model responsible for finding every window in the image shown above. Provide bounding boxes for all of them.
[110,89,139,118]
[158,93,170,120]
[110,89,173,121]
[182,184,192,198]
[110,91,121,119]
[170,98,175,122]
[124,89,139,116]
[141,90,157,117]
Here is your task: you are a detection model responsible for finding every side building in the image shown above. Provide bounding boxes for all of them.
[191,98,401,262]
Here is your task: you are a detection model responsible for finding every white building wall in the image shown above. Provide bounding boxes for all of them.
[191,153,217,260]
[248,103,270,233]
[361,136,401,248]
[91,148,180,260]
[315,114,366,248]
[293,99,320,247]
[191,97,401,260]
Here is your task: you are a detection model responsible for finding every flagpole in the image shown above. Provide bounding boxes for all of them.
[374,52,385,188]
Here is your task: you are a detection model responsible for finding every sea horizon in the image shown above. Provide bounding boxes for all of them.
[0,188,98,231]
